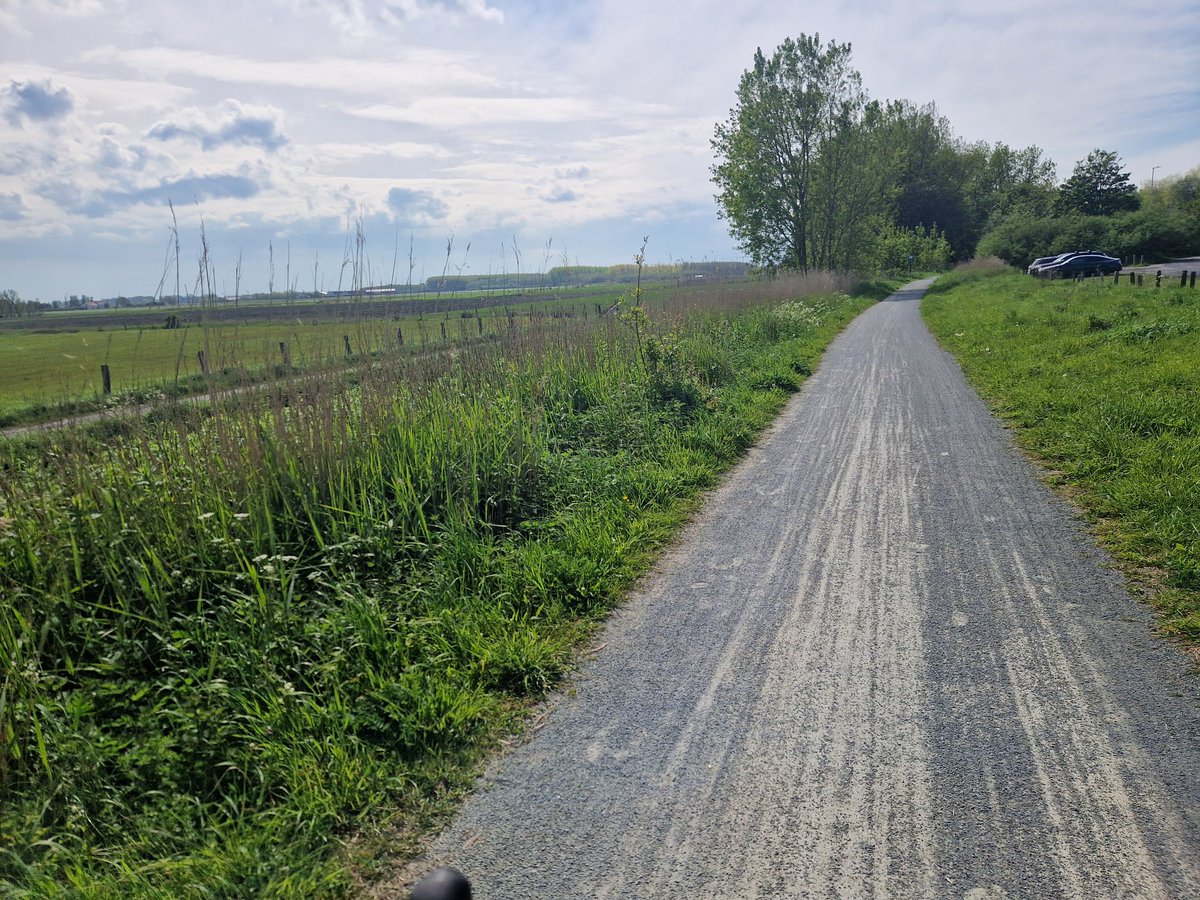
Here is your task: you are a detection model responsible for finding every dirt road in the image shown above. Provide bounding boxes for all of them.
[414,279,1200,898]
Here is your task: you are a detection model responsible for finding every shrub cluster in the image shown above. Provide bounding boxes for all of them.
[977,206,1200,268]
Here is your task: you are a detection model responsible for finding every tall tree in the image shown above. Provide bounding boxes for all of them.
[957,141,1057,251]
[1057,149,1138,216]
[887,102,962,242]
[809,99,901,270]
[711,35,862,271]
[0,289,29,318]
[1141,165,1200,216]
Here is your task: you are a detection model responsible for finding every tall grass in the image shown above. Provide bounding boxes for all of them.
[1,271,873,895]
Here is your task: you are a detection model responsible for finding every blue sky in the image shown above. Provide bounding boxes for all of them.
[2,0,1198,301]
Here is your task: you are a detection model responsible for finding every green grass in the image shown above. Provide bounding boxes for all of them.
[0,272,883,896]
[0,299,606,427]
[922,262,1200,639]
[0,283,711,428]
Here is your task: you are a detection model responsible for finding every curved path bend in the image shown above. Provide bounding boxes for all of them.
[412,279,1200,898]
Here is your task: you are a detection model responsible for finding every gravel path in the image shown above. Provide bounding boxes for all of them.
[407,279,1200,898]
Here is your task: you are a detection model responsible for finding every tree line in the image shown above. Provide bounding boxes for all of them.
[979,159,1200,267]
[712,35,1199,272]
[0,288,43,318]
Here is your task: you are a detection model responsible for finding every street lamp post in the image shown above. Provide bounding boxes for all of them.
[1151,165,1162,189]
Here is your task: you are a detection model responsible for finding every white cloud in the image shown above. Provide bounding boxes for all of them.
[348,95,668,129]
[0,191,28,220]
[286,0,503,40]
[147,100,288,152]
[83,44,501,97]
[387,185,449,221]
[3,78,75,125]
[0,0,113,34]
[310,140,447,163]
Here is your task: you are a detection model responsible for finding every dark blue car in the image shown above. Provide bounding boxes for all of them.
[1037,252,1122,279]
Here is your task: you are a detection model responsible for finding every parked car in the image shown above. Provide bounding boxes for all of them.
[1027,250,1108,275]
[1027,254,1070,275]
[1036,252,1123,279]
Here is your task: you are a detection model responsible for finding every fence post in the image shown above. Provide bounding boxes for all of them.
[1129,272,1135,285]
[477,316,483,335]
[396,326,404,346]
[344,334,352,357]
[100,364,111,395]
[1113,272,1119,286]
[279,341,290,367]
[1181,271,1188,289]
[1191,272,1197,289]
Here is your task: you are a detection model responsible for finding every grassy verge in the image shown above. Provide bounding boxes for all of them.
[1,274,885,896]
[922,262,1200,639]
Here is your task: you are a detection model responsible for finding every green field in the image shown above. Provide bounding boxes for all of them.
[1,272,881,896]
[0,291,641,426]
[922,263,1200,639]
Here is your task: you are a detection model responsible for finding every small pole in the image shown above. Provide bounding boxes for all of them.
[1191,272,1196,289]
[477,316,483,335]
[100,364,111,395]
[279,341,290,367]
[440,321,447,340]
[1113,272,1119,286]
[396,326,404,346]
[1182,271,1189,289]
[344,334,352,356]
[197,350,209,375]
[1156,270,1162,289]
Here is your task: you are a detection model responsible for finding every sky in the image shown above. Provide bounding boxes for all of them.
[2,0,1198,301]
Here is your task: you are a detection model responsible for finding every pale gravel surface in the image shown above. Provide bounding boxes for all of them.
[401,279,1200,898]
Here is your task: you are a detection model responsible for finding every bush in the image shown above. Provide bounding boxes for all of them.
[978,205,1200,268]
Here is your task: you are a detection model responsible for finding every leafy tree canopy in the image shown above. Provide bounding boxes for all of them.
[711,34,863,272]
[1056,149,1139,216]
[712,37,1066,272]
